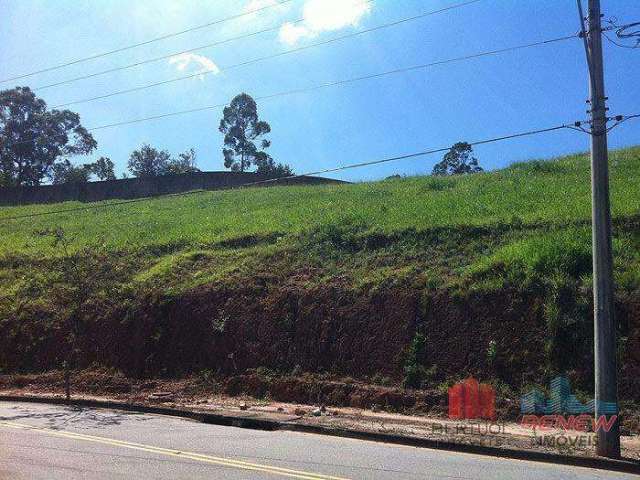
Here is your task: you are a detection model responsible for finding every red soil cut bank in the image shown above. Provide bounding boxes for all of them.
[2,276,638,401]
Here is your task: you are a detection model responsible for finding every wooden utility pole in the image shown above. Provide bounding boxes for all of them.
[582,0,620,458]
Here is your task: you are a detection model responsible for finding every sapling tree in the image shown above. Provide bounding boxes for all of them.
[37,228,105,401]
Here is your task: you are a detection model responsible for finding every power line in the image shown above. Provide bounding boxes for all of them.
[0,119,599,222]
[35,0,480,93]
[52,0,484,109]
[32,0,379,92]
[243,125,574,186]
[605,113,640,132]
[33,18,306,91]
[51,33,577,112]
[616,21,640,39]
[2,33,579,148]
[0,0,295,85]
[604,32,640,49]
[603,19,640,49]
[80,34,579,128]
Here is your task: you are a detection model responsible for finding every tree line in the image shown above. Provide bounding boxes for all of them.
[0,88,293,187]
[1,87,482,187]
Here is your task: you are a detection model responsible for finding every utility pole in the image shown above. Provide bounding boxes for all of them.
[581,0,620,459]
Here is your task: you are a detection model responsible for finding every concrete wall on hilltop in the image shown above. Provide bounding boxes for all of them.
[0,172,346,206]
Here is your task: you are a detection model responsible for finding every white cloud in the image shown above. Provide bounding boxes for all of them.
[279,22,309,45]
[168,53,220,80]
[279,0,371,45]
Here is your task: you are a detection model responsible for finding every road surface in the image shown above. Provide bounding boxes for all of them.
[0,401,635,479]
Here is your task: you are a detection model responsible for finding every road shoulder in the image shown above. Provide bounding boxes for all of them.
[1,389,639,476]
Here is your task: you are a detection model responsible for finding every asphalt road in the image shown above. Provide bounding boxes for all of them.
[0,401,636,480]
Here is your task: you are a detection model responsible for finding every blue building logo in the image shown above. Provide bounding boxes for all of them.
[520,376,617,415]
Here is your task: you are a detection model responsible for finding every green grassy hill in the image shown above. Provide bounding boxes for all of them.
[1,147,639,400]
[2,147,640,257]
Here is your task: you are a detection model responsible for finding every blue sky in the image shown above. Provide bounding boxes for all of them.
[1,0,639,182]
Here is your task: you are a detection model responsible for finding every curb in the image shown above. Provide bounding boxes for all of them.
[1,394,639,475]
[0,394,283,431]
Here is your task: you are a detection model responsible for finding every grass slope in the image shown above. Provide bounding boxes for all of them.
[1,147,639,259]
[1,147,640,295]
[0,147,639,391]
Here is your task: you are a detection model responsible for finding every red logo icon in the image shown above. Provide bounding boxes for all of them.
[448,377,496,420]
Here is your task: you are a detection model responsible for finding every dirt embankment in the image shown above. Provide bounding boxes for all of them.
[0,369,445,414]
[2,272,639,400]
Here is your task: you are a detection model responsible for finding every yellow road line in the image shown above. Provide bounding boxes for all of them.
[0,420,350,480]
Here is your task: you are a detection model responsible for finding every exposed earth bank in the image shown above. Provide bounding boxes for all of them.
[2,271,639,399]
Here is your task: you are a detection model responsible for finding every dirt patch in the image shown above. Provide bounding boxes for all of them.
[1,371,639,463]
[3,369,638,435]
[223,373,445,414]
[0,369,445,414]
